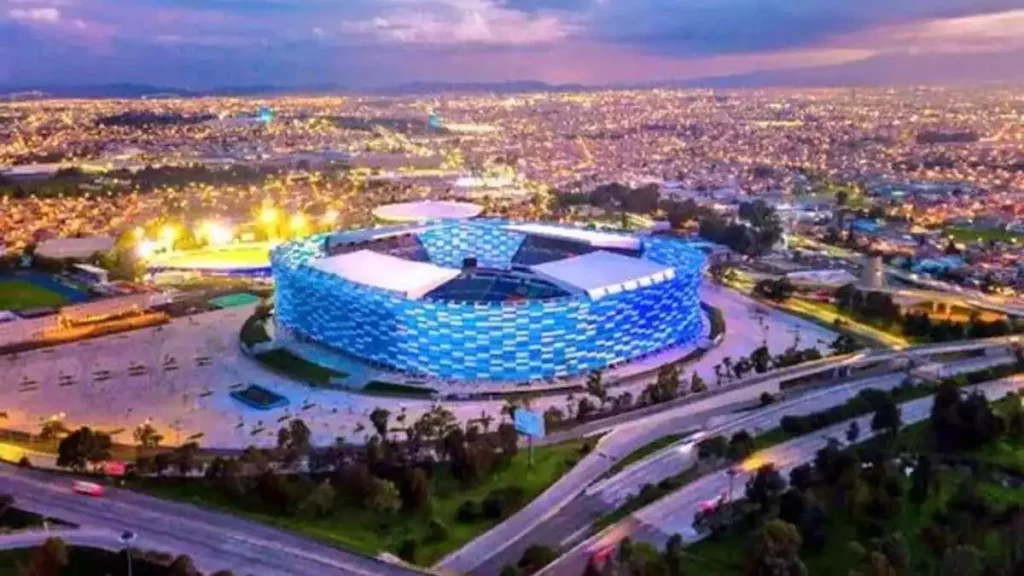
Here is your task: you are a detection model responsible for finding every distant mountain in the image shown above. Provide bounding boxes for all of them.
[373,80,590,94]
[0,80,591,99]
[0,83,196,99]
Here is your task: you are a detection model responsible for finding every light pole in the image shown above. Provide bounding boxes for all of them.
[118,530,137,576]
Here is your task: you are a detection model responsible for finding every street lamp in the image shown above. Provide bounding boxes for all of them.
[118,530,137,576]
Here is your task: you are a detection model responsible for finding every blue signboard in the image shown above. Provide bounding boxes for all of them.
[514,409,545,439]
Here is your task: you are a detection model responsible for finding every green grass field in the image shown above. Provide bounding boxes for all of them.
[0,279,68,310]
[149,244,272,269]
[945,226,1024,244]
[135,438,588,565]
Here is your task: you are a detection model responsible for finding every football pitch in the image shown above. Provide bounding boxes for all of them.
[0,279,69,310]
[149,244,272,270]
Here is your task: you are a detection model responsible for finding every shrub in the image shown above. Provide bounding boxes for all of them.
[397,538,418,563]
[456,500,481,523]
[482,487,525,520]
[426,518,449,543]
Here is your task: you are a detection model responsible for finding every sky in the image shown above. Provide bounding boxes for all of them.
[2,0,1024,88]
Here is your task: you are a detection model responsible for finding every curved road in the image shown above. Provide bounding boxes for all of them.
[0,465,422,576]
[540,374,1024,576]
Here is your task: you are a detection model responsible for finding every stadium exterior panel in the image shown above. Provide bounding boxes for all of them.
[271,221,705,383]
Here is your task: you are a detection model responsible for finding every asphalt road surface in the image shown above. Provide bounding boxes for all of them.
[540,374,1024,576]
[459,353,1013,575]
[0,464,422,576]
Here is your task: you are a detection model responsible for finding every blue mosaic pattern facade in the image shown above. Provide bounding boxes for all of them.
[271,222,705,383]
[417,221,526,269]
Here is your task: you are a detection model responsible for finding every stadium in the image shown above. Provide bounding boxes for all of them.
[271,219,705,383]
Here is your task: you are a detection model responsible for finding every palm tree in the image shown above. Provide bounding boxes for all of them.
[722,357,734,381]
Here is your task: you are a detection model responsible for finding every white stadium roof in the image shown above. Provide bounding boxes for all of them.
[505,223,640,251]
[372,200,483,222]
[530,250,675,300]
[309,250,461,299]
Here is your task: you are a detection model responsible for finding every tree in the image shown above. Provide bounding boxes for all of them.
[133,422,164,449]
[56,427,112,471]
[751,346,772,374]
[746,464,787,516]
[577,397,596,421]
[517,544,557,574]
[691,372,708,394]
[369,478,402,515]
[728,430,755,461]
[871,399,901,440]
[25,537,68,576]
[831,334,860,355]
[789,463,817,492]
[369,408,391,439]
[940,545,983,576]
[277,419,312,467]
[497,423,519,457]
[778,489,828,551]
[846,420,861,444]
[38,420,68,442]
[909,455,934,504]
[299,480,336,518]
[755,278,795,302]
[586,371,608,406]
[400,467,432,514]
[746,520,807,576]
[168,554,200,576]
[172,441,200,476]
[698,435,728,460]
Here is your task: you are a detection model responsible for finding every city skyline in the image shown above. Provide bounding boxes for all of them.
[3,0,1024,89]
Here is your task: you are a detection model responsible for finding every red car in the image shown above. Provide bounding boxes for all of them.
[71,480,105,497]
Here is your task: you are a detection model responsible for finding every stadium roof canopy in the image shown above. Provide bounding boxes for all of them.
[529,250,675,300]
[326,224,426,248]
[372,200,483,222]
[309,250,461,299]
[505,223,640,251]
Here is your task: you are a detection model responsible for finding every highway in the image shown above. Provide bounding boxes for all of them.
[539,374,1024,576]
[464,353,1013,575]
[0,465,422,576]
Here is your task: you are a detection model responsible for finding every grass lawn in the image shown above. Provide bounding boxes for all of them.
[944,226,1024,245]
[0,279,68,310]
[783,297,912,349]
[134,438,589,566]
[255,348,347,386]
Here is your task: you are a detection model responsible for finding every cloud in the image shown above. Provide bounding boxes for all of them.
[2,0,1023,88]
[339,0,576,45]
[584,0,1024,56]
[8,6,61,23]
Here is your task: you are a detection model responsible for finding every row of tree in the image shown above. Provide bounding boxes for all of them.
[688,376,1024,576]
[835,284,1020,343]
[14,535,232,576]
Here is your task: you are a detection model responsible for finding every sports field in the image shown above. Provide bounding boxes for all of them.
[0,279,68,310]
[945,226,1024,244]
[148,243,272,270]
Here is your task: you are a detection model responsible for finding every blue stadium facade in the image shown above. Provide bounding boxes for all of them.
[271,220,705,382]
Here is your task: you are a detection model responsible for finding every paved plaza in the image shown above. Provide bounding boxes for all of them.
[0,285,837,449]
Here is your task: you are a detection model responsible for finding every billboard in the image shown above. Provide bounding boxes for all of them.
[514,409,545,439]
